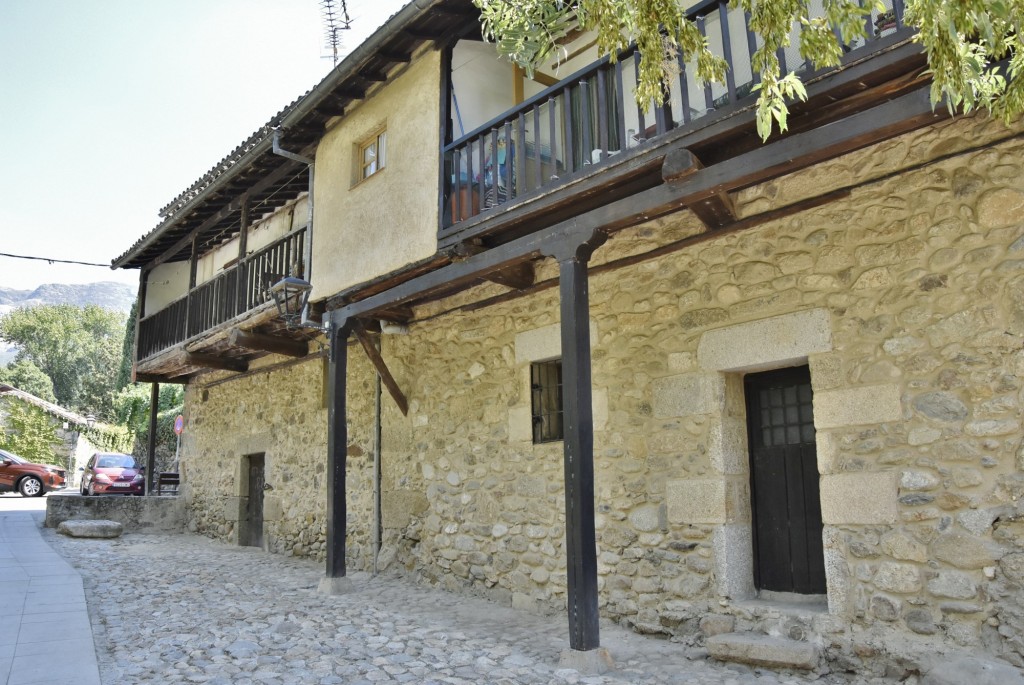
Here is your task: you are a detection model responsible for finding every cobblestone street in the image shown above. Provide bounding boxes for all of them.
[43,530,897,685]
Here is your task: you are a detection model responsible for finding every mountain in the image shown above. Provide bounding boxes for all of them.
[0,281,135,365]
[0,281,135,312]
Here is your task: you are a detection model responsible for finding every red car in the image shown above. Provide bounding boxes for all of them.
[0,448,67,497]
[81,452,145,496]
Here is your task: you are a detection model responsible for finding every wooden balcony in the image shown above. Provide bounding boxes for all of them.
[440,0,915,246]
[137,227,306,364]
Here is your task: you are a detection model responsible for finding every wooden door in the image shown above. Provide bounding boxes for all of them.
[242,453,265,548]
[745,366,826,595]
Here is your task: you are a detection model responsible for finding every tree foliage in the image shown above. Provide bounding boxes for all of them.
[0,305,126,420]
[113,383,184,454]
[0,359,56,403]
[474,0,1024,140]
[0,400,61,466]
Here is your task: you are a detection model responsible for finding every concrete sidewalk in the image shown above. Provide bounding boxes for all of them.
[0,498,100,685]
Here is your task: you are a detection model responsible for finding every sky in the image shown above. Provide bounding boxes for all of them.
[0,0,406,291]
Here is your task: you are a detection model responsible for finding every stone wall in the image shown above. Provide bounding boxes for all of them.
[45,493,185,533]
[180,112,1024,668]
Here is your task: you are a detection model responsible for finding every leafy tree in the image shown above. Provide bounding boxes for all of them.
[0,400,61,466]
[474,0,1024,140]
[115,298,138,392]
[0,359,56,403]
[0,305,126,420]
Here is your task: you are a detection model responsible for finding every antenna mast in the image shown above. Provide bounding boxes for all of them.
[320,0,352,67]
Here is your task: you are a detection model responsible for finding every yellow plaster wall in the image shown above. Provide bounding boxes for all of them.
[310,52,441,301]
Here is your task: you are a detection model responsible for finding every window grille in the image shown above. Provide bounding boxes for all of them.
[530,360,563,443]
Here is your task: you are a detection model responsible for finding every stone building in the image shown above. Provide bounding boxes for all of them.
[111,0,1024,676]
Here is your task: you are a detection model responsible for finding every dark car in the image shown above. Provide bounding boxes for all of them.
[81,452,145,496]
[0,448,67,497]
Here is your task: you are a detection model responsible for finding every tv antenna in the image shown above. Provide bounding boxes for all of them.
[321,0,352,66]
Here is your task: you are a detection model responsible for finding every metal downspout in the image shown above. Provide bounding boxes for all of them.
[271,130,318,328]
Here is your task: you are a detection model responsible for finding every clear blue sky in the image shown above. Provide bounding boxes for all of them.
[0,0,405,291]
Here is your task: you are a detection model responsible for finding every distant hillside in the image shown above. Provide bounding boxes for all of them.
[0,281,135,365]
[0,281,135,312]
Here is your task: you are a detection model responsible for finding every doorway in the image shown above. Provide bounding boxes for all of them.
[241,453,265,549]
[744,366,825,595]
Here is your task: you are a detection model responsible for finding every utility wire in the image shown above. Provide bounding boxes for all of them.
[0,251,110,268]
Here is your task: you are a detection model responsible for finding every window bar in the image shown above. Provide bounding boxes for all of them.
[860,0,873,38]
[614,58,628,146]
[893,0,905,27]
[677,52,691,125]
[776,43,789,75]
[532,103,541,192]
[696,15,715,110]
[548,96,559,180]
[579,78,593,166]
[451,149,461,223]
[563,86,575,174]
[507,119,518,200]
[719,1,737,103]
[633,52,647,140]
[745,11,760,87]
[596,67,609,162]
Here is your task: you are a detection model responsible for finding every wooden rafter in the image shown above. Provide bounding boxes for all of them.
[228,328,309,358]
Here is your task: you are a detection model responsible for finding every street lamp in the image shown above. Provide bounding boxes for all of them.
[270,276,314,330]
[85,414,96,429]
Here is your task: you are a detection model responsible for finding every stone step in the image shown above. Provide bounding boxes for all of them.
[706,632,819,671]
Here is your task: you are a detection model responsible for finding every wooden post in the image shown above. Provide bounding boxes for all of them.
[544,227,607,654]
[325,316,352,580]
[236,196,250,315]
[146,382,159,496]
[185,236,199,337]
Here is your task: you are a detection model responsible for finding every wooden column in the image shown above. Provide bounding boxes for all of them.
[326,316,352,579]
[146,382,159,496]
[236,196,250,315]
[545,227,607,652]
[185,236,199,337]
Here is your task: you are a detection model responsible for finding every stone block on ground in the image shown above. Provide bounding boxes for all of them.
[57,519,123,538]
[922,655,1024,685]
[706,632,819,670]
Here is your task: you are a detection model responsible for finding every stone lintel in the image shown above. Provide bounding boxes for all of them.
[698,308,832,372]
[514,320,597,364]
[706,632,819,670]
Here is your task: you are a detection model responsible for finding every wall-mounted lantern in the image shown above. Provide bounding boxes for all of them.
[270,276,314,330]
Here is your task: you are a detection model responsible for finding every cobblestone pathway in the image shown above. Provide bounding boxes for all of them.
[44,531,893,685]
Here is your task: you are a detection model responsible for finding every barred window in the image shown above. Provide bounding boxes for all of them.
[530,360,563,443]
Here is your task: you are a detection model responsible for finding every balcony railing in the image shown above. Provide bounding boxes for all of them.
[442,0,905,231]
[137,227,306,361]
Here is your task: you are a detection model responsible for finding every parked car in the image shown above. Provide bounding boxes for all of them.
[80,452,145,496]
[0,448,67,497]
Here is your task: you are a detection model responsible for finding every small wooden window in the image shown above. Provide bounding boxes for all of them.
[530,360,563,443]
[359,129,387,180]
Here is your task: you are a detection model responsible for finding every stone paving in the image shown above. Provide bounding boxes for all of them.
[43,530,898,685]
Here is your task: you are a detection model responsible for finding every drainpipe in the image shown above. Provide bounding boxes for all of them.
[271,129,319,328]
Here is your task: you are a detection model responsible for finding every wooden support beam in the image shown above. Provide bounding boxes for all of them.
[145,383,159,496]
[134,373,189,385]
[543,227,607,653]
[661,149,736,229]
[184,353,248,373]
[228,328,308,358]
[353,323,409,416]
[376,306,413,323]
[326,320,352,580]
[359,70,389,83]
[336,86,367,100]
[378,50,412,63]
[484,262,535,290]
